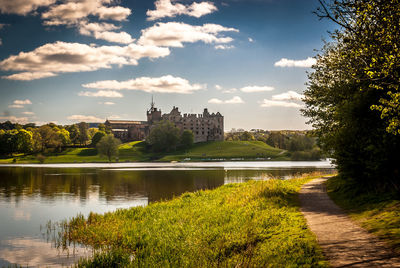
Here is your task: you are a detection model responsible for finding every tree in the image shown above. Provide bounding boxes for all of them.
[78,122,89,146]
[147,120,180,152]
[240,131,255,141]
[57,128,71,147]
[303,0,400,189]
[315,0,400,135]
[16,129,33,153]
[91,131,106,148]
[97,135,121,162]
[68,125,80,145]
[180,130,194,149]
[0,130,17,156]
[37,125,62,151]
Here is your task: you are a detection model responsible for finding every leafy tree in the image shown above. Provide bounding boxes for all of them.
[16,129,33,153]
[240,131,255,141]
[303,0,400,189]
[91,131,106,148]
[37,125,62,151]
[266,132,287,149]
[180,130,194,149]
[78,122,90,146]
[97,135,121,162]
[88,128,98,140]
[315,0,400,135]
[57,128,71,147]
[0,130,17,155]
[0,121,15,131]
[147,120,180,152]
[68,125,80,145]
[98,123,106,132]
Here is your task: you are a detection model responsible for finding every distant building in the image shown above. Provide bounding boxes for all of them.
[105,100,224,143]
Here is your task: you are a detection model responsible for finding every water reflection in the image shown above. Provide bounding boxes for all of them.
[0,237,89,267]
[0,163,335,267]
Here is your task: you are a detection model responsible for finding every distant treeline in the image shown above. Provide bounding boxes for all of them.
[225,130,323,160]
[0,121,110,156]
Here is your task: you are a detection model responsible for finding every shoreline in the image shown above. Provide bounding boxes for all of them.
[0,160,335,169]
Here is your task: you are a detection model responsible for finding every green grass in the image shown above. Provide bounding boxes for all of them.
[326,176,400,251]
[159,141,287,161]
[53,174,326,267]
[0,141,288,164]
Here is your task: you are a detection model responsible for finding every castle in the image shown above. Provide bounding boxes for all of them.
[105,100,224,143]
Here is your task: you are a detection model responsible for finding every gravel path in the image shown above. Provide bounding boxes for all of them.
[300,177,400,267]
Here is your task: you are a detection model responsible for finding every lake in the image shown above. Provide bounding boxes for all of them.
[0,161,335,267]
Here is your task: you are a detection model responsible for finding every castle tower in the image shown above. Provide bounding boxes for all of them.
[147,96,161,124]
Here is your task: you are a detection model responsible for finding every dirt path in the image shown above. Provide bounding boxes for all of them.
[300,177,400,267]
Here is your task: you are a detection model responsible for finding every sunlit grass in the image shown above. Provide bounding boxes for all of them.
[160,141,287,161]
[326,176,400,251]
[0,141,288,163]
[53,173,327,267]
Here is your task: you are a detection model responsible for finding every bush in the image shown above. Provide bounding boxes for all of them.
[36,154,46,164]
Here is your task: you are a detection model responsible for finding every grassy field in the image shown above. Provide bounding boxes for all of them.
[0,141,288,164]
[326,176,400,251]
[52,174,326,267]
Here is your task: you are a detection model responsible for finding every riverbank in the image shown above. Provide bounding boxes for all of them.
[326,176,400,252]
[54,174,327,267]
[0,141,290,164]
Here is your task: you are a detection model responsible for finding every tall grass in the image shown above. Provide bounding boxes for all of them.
[53,173,327,267]
[326,176,400,251]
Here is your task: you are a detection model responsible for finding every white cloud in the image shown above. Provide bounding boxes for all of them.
[0,0,56,15]
[272,90,304,101]
[14,99,32,105]
[99,101,115,105]
[225,96,244,104]
[248,37,254,42]
[240,86,274,93]
[215,45,234,50]
[78,90,123,98]
[41,0,131,26]
[22,111,35,115]
[67,114,104,122]
[147,0,217,21]
[274,57,316,68]
[0,41,170,80]
[208,98,223,104]
[222,88,237,93]
[82,75,205,94]
[208,96,244,104]
[9,104,24,109]
[4,72,57,81]
[138,22,238,48]
[214,85,236,93]
[0,116,29,124]
[260,99,302,108]
[8,99,32,109]
[78,22,134,44]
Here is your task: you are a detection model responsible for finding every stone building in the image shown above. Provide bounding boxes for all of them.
[105,101,224,143]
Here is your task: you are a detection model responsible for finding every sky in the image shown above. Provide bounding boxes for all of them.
[0,0,336,131]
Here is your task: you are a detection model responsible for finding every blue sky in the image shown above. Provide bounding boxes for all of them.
[0,0,335,130]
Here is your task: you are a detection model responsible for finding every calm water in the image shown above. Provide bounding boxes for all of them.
[0,161,335,267]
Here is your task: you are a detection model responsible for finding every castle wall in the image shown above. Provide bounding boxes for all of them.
[106,106,224,143]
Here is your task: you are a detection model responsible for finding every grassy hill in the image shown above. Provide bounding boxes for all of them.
[0,141,289,164]
[159,141,286,161]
